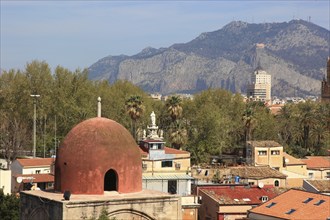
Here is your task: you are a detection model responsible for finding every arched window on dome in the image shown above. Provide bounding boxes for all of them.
[104,169,118,191]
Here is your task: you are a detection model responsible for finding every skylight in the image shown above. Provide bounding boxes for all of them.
[314,200,325,206]
[285,209,296,215]
[303,198,314,203]
[243,198,251,201]
[266,202,277,208]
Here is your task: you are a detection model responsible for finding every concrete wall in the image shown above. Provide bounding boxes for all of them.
[248,212,282,220]
[284,164,307,176]
[0,169,11,195]
[142,179,191,196]
[286,178,304,188]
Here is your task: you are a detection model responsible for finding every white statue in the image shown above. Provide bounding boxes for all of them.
[150,111,156,126]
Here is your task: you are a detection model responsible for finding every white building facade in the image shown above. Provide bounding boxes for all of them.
[247,68,271,103]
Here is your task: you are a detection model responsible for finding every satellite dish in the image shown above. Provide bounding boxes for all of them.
[16,177,23,183]
[285,158,289,163]
[258,182,264,188]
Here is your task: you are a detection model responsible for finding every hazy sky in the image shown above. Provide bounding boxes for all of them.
[1,1,329,71]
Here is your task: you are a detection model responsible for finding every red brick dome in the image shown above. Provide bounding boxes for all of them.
[55,117,142,194]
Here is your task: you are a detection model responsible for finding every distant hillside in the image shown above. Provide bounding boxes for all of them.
[88,20,330,97]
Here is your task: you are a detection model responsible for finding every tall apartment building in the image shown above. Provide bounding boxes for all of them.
[247,67,271,103]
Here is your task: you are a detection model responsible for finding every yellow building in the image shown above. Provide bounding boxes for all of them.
[282,152,308,187]
[301,156,330,180]
[246,141,283,171]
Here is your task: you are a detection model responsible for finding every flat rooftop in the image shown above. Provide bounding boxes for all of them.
[21,189,178,203]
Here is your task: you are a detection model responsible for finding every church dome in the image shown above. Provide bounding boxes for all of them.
[55,117,142,194]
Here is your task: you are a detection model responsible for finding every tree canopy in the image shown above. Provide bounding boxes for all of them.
[1,61,329,166]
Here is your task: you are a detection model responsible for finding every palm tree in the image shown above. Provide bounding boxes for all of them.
[242,106,256,141]
[166,96,183,123]
[169,126,188,150]
[125,95,145,141]
[297,101,316,151]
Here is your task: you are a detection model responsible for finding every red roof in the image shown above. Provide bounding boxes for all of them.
[164,147,189,155]
[301,156,330,169]
[17,158,54,167]
[14,174,54,183]
[200,185,279,205]
[249,189,330,220]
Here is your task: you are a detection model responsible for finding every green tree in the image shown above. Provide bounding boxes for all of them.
[125,95,145,141]
[0,189,20,220]
[166,95,183,122]
[242,106,256,141]
[169,124,188,150]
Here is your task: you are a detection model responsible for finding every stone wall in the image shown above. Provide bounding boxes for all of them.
[20,191,182,220]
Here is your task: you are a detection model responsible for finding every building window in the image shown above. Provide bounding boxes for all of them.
[161,160,173,168]
[314,200,325,206]
[308,173,314,179]
[303,198,314,203]
[326,172,330,179]
[261,196,268,202]
[274,180,279,187]
[258,151,267,156]
[285,209,296,214]
[266,202,276,208]
[271,150,280,155]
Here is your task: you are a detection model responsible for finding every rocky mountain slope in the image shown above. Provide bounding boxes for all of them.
[88,20,329,97]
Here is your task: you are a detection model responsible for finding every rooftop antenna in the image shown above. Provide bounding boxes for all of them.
[97,97,101,117]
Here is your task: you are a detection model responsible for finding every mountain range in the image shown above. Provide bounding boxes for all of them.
[88,19,330,97]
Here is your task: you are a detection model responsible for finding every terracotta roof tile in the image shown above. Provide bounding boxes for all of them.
[229,167,287,179]
[305,180,330,193]
[17,158,54,167]
[164,147,189,155]
[301,156,330,169]
[200,185,280,205]
[249,189,330,220]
